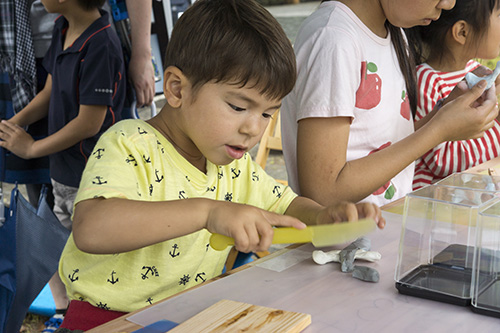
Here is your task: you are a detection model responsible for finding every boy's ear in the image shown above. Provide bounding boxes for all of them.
[163,66,188,108]
[451,20,469,45]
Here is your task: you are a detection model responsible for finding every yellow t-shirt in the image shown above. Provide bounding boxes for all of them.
[59,119,297,312]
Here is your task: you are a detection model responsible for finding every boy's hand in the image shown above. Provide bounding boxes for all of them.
[0,120,35,159]
[315,201,385,229]
[206,201,306,253]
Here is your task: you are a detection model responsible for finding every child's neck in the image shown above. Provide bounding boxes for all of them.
[147,112,208,173]
[62,9,102,50]
[338,0,388,38]
[426,55,469,73]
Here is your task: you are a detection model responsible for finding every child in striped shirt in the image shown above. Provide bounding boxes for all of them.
[411,0,500,189]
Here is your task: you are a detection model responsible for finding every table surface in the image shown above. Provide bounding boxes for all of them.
[89,160,500,332]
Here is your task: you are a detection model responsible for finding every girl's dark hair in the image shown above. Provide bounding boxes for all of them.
[164,0,296,101]
[411,0,500,65]
[388,24,418,117]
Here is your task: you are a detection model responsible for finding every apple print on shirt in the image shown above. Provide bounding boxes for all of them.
[400,90,411,120]
[355,61,381,109]
[368,142,395,199]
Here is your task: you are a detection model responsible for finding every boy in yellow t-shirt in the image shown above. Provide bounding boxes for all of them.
[57,0,386,329]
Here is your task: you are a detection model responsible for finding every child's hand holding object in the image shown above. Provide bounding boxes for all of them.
[466,61,500,90]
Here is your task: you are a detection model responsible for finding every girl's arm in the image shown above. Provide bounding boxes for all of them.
[0,103,107,159]
[8,74,53,126]
[284,196,385,228]
[297,82,498,205]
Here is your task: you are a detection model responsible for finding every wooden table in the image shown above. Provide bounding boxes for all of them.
[90,159,500,332]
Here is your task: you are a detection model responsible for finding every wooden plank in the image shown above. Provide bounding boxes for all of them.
[168,299,311,333]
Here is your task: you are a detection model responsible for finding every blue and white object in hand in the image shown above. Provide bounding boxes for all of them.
[465,60,500,89]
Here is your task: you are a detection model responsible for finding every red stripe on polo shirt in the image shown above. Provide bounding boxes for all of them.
[79,24,111,52]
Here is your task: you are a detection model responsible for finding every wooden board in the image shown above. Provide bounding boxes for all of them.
[168,299,311,332]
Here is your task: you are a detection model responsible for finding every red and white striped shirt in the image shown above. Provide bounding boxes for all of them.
[413,60,500,190]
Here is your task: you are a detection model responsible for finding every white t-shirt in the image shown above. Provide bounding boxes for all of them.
[281,1,414,206]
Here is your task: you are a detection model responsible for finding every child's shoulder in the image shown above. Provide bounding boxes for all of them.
[103,119,153,139]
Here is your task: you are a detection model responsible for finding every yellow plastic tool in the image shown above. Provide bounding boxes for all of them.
[209,218,376,251]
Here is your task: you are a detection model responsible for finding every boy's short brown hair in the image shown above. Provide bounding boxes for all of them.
[76,0,106,11]
[164,0,296,100]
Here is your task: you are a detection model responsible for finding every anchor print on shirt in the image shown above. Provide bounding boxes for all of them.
[107,271,119,284]
[206,186,216,192]
[252,172,259,182]
[142,155,151,164]
[273,185,282,198]
[146,297,154,305]
[141,265,159,280]
[224,193,233,201]
[149,184,153,196]
[231,168,241,179]
[156,140,165,154]
[92,176,107,185]
[195,272,206,283]
[93,148,105,159]
[138,126,148,135]
[169,244,180,258]
[126,154,138,166]
[218,168,223,179]
[179,190,187,199]
[68,269,79,282]
[136,182,142,197]
[154,169,164,183]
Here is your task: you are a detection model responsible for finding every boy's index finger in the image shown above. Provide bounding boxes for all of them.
[269,213,306,229]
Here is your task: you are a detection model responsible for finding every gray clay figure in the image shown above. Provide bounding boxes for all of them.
[339,237,371,272]
[352,265,379,283]
[465,60,500,89]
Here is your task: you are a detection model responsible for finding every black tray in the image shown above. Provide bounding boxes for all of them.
[396,264,472,306]
[396,244,498,307]
[471,277,500,318]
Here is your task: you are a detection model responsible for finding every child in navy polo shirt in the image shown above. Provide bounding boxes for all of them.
[0,0,126,325]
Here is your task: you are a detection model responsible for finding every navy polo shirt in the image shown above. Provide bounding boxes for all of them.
[43,10,126,187]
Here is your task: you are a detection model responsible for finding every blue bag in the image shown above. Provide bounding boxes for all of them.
[0,185,70,333]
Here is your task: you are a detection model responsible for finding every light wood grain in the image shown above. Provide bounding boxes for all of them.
[168,299,311,333]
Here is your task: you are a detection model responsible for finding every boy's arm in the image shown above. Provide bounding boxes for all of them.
[8,75,53,127]
[0,103,107,159]
[73,197,306,255]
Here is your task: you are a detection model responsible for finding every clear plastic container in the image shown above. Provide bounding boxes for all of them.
[436,172,500,192]
[395,185,499,305]
[472,201,500,317]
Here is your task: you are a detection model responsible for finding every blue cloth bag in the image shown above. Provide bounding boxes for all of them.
[0,185,70,333]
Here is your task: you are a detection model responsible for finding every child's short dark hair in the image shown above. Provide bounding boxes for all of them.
[412,0,500,64]
[164,0,296,101]
[76,0,106,11]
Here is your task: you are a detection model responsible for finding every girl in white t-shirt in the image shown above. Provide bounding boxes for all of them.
[281,0,500,207]
[411,0,500,190]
